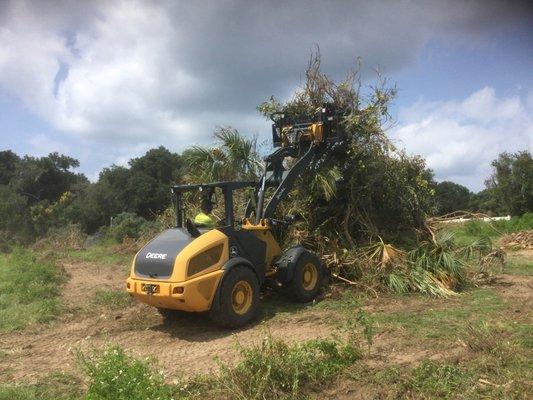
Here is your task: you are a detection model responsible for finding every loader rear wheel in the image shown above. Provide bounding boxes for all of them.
[285,251,325,302]
[210,266,259,328]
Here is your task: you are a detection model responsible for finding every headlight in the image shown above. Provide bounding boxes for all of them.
[187,244,224,277]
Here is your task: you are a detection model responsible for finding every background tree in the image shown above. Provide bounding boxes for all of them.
[434,181,472,215]
[469,188,505,215]
[0,185,32,243]
[485,151,532,216]
[9,153,87,205]
[126,146,182,219]
[182,127,261,182]
[0,150,20,185]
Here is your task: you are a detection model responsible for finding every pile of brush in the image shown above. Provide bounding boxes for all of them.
[260,52,492,297]
[298,228,500,297]
[500,230,533,250]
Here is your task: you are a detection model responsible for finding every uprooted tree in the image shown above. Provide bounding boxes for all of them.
[251,53,502,296]
[257,53,436,248]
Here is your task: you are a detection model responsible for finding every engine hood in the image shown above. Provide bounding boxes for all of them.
[134,228,193,279]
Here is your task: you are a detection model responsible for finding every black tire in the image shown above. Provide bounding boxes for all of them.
[210,266,260,328]
[285,251,325,302]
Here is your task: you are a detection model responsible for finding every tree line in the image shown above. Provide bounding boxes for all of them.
[435,151,532,216]
[0,54,531,246]
[1,141,530,246]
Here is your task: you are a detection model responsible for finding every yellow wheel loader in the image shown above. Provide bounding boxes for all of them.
[126,105,344,328]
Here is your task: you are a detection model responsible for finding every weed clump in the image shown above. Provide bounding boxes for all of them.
[209,335,362,399]
[78,345,173,400]
[77,334,362,400]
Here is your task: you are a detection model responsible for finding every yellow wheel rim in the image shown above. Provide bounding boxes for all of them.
[232,280,253,315]
[302,263,318,291]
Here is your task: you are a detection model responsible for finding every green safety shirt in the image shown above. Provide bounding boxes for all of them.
[194,212,216,227]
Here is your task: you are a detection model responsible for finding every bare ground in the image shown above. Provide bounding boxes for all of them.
[0,250,531,391]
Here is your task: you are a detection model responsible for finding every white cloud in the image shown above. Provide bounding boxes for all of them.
[26,133,70,156]
[392,87,533,191]
[0,0,531,180]
[1,1,531,142]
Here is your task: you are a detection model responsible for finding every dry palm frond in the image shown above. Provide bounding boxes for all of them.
[409,268,457,297]
[361,237,405,270]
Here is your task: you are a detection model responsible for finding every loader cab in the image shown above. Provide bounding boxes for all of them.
[171,181,256,235]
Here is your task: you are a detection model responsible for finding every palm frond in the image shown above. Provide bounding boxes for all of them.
[310,167,341,201]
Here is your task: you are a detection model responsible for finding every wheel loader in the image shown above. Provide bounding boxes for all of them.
[126,105,344,327]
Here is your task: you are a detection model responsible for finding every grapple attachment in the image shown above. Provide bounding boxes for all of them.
[271,104,345,148]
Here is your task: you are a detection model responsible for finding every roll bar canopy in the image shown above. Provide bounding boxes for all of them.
[171,181,256,228]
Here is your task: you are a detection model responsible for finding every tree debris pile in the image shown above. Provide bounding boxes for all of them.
[258,53,435,248]
[500,230,533,250]
[256,53,500,296]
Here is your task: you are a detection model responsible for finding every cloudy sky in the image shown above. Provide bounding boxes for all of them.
[0,0,532,191]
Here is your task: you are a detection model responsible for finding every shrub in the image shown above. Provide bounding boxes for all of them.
[108,212,161,243]
[197,335,362,399]
[33,223,87,251]
[78,345,174,400]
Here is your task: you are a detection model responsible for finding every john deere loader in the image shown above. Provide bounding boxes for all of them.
[126,105,344,327]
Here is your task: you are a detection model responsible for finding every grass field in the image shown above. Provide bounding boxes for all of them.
[446,212,533,246]
[0,223,531,399]
[0,248,65,332]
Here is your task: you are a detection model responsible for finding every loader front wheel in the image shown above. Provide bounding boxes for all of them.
[285,252,325,303]
[210,266,259,328]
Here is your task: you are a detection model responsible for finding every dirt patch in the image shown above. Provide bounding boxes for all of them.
[61,261,125,309]
[1,255,531,386]
[0,260,334,383]
[0,304,334,382]
[491,274,533,302]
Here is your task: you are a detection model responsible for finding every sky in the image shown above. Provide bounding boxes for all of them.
[0,0,532,191]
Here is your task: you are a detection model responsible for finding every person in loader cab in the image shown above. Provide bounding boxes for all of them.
[194,197,216,227]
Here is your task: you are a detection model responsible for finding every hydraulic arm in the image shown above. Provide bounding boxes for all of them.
[252,104,344,224]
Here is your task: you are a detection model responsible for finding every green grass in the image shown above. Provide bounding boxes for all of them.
[406,361,470,398]
[369,343,532,399]
[505,253,533,276]
[364,320,532,399]
[66,244,133,265]
[92,289,133,310]
[0,248,65,332]
[0,372,83,400]
[373,289,504,340]
[447,212,533,246]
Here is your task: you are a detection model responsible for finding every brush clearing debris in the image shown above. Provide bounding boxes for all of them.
[500,230,533,250]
